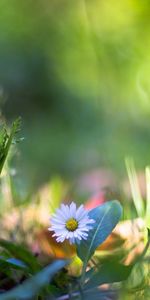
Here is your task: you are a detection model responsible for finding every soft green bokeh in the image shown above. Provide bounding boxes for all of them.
[0,0,150,185]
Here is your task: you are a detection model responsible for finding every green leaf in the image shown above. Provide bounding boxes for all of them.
[0,239,40,273]
[0,260,68,300]
[125,261,148,290]
[0,117,22,175]
[77,200,122,263]
[0,256,27,270]
[84,261,132,289]
[0,128,8,160]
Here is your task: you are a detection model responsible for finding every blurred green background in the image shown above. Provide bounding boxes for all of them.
[0,0,150,187]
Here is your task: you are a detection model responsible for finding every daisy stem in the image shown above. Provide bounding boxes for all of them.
[80,261,87,285]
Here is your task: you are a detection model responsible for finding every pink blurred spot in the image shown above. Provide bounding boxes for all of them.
[77,169,116,195]
[85,192,105,210]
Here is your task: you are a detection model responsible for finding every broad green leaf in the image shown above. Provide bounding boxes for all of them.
[77,200,122,263]
[84,261,132,289]
[0,260,68,300]
[0,239,40,273]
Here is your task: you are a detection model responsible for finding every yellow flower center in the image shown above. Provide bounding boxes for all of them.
[65,218,78,231]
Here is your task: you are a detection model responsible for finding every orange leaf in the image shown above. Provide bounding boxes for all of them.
[37,229,76,259]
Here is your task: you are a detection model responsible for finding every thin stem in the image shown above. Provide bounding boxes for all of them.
[80,261,87,286]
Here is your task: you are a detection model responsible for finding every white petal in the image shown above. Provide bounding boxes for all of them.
[52,230,68,239]
[48,227,54,231]
[82,235,88,240]
[81,232,88,237]
[75,205,84,219]
[53,228,67,234]
[87,218,95,224]
[73,231,78,238]
[76,229,87,237]
[69,202,76,217]
[48,202,96,245]
[50,224,66,230]
[67,231,74,239]
[50,217,65,224]
[51,220,64,226]
[78,226,88,231]
[60,204,70,219]
[55,208,67,221]
[76,206,87,220]
[69,236,75,244]
[56,236,65,242]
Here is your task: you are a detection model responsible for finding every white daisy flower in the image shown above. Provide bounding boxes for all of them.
[48,202,95,244]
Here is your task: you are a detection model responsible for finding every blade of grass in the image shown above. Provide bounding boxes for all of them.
[146,167,150,228]
[0,118,21,175]
[0,260,68,300]
[125,158,145,218]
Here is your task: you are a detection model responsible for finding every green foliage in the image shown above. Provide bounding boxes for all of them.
[0,260,68,300]
[84,261,133,290]
[77,200,122,282]
[77,200,122,262]
[0,257,27,270]
[0,239,40,274]
[125,261,148,291]
[0,128,8,161]
[0,120,150,299]
[1,0,150,184]
[0,117,22,175]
